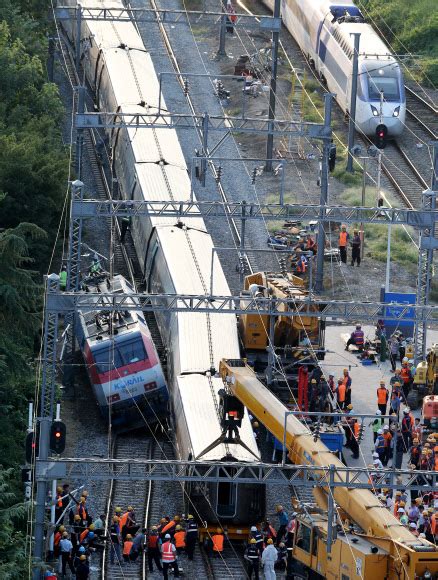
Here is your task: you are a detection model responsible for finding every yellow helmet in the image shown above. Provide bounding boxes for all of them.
[89,524,95,531]
[126,534,132,540]
[187,515,194,520]
[267,538,273,544]
[74,515,81,521]
[175,525,182,531]
[115,507,122,514]
[216,528,222,534]
[59,526,65,532]
[80,555,86,561]
[128,506,134,511]
[62,532,68,538]
[57,486,63,493]
[82,490,89,497]
[250,538,257,544]
[174,515,181,522]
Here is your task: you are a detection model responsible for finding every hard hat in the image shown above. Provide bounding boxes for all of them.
[394,381,401,387]
[59,525,65,532]
[267,538,273,544]
[152,526,157,530]
[187,515,194,520]
[80,555,87,561]
[292,512,298,518]
[311,379,317,383]
[377,429,383,434]
[400,501,406,507]
[79,546,86,553]
[252,422,259,428]
[80,497,86,503]
[160,518,166,523]
[415,498,423,504]
[113,516,120,523]
[395,491,402,496]
[251,526,257,532]
[383,425,389,430]
[175,525,182,531]
[343,368,348,373]
[126,534,132,539]
[403,357,408,363]
[89,524,95,531]
[174,516,181,522]
[74,515,81,521]
[57,486,63,493]
[347,404,353,410]
[88,532,94,539]
[372,452,379,458]
[375,410,382,415]
[128,506,134,511]
[250,538,257,544]
[403,409,409,414]
[82,490,88,497]
[216,528,222,534]
[115,507,122,513]
[410,522,417,528]
[165,534,171,539]
[398,508,405,513]
[279,542,285,548]
[380,380,385,385]
[62,532,68,538]
[276,505,283,512]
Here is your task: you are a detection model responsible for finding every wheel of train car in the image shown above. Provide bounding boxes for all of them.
[406,389,419,410]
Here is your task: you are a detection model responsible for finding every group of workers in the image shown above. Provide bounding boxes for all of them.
[338,225,361,266]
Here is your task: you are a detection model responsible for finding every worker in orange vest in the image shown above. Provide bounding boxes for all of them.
[55,486,64,524]
[335,379,346,410]
[121,506,137,540]
[161,533,179,579]
[338,225,349,264]
[79,523,95,543]
[173,524,186,554]
[400,363,412,399]
[431,510,438,540]
[161,515,179,538]
[77,496,88,523]
[377,381,389,415]
[212,528,225,557]
[122,534,134,562]
[54,525,65,558]
[382,425,392,466]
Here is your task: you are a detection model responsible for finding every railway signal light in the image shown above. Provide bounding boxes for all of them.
[25,429,39,464]
[375,124,388,149]
[50,420,66,454]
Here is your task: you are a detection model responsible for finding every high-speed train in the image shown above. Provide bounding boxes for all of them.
[75,275,168,429]
[66,0,265,529]
[263,0,405,137]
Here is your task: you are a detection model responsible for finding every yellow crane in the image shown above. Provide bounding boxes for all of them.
[219,358,438,579]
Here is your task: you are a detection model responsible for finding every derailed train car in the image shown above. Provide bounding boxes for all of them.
[65,0,265,530]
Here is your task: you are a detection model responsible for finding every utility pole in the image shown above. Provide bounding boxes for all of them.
[33,274,61,579]
[218,0,227,57]
[265,0,281,172]
[414,142,438,363]
[346,33,360,173]
[314,93,333,292]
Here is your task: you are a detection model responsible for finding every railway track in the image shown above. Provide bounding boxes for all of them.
[405,85,438,141]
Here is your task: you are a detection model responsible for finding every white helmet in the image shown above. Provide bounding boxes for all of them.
[372,452,379,458]
[251,526,257,532]
[165,534,171,539]
[376,410,382,415]
[377,429,383,434]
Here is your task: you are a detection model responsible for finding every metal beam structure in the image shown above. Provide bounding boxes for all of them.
[36,457,438,491]
[55,5,281,31]
[70,198,438,227]
[414,143,438,363]
[75,111,330,139]
[46,290,438,323]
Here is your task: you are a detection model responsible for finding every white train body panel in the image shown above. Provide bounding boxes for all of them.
[65,0,260,467]
[263,0,405,136]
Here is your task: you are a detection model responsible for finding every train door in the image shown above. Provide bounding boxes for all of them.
[216,469,237,518]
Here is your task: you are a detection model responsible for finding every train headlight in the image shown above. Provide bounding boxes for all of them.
[371,105,379,117]
[393,106,400,117]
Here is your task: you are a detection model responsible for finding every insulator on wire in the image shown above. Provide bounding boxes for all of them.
[313,418,321,442]
[357,423,365,443]
[251,167,257,185]
[183,79,189,96]
[215,166,222,184]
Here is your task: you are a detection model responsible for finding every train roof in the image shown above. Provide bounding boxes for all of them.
[79,275,145,345]
[340,23,393,58]
[176,374,260,462]
[155,225,240,372]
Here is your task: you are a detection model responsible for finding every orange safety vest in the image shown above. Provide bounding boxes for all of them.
[161,541,176,562]
[80,529,90,543]
[339,231,348,246]
[54,532,62,547]
[212,534,224,552]
[393,501,400,517]
[57,494,63,508]
[377,387,388,405]
[383,432,392,447]
[337,384,346,402]
[174,531,185,548]
[400,367,411,384]
[431,514,437,535]
[119,512,129,530]
[123,540,133,556]
[296,259,306,273]
[161,520,176,535]
[353,422,360,439]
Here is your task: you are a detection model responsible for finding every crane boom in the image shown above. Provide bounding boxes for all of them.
[219,358,438,578]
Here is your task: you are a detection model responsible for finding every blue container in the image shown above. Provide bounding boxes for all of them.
[321,431,343,453]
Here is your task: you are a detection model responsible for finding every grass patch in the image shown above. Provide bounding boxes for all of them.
[363,224,418,265]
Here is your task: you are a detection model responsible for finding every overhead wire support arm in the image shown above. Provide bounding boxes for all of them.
[70,198,438,228]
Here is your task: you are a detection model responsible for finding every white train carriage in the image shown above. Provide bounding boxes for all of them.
[263,0,405,137]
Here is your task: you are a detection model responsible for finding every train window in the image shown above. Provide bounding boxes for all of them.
[118,338,147,365]
[368,76,400,101]
[94,347,123,373]
[216,482,236,517]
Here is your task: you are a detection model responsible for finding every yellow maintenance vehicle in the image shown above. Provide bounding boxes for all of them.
[219,358,438,579]
[239,272,325,376]
[415,344,438,396]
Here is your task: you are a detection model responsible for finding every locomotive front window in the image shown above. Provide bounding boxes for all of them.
[368,76,400,101]
[118,338,147,365]
[94,346,123,373]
